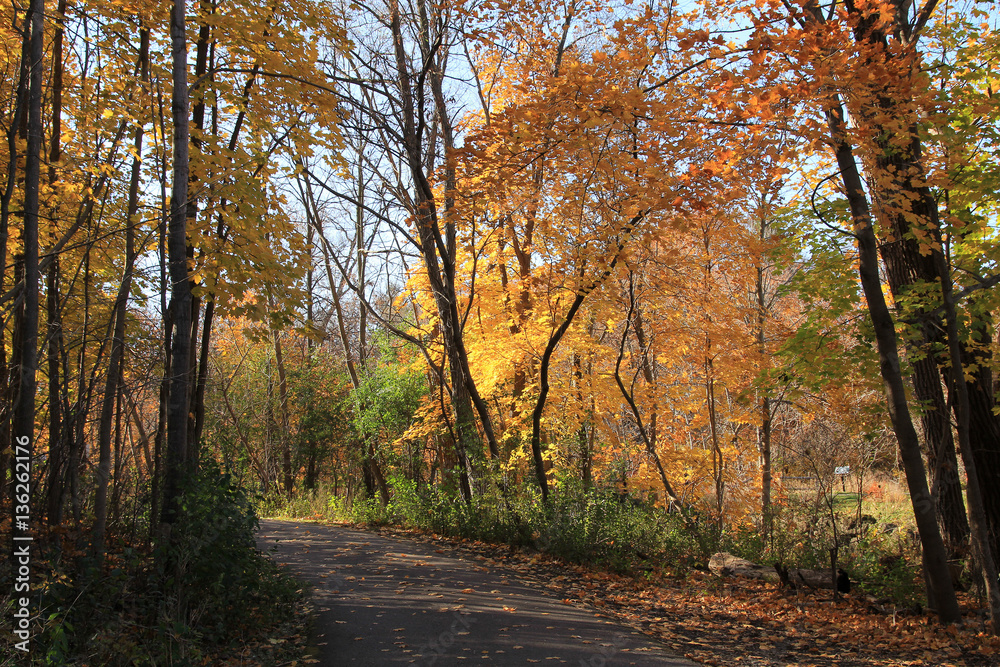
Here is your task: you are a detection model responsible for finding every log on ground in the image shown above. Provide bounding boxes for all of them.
[708,552,839,590]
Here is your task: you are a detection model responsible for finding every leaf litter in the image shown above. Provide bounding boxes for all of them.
[360,523,1000,667]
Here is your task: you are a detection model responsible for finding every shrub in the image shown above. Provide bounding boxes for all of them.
[160,464,302,644]
[334,475,697,575]
[9,465,305,666]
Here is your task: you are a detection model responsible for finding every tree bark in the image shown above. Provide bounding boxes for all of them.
[614,274,681,507]
[961,344,1000,563]
[11,0,44,555]
[299,164,390,505]
[45,258,64,525]
[93,129,143,562]
[272,327,294,498]
[530,214,642,501]
[839,0,979,565]
[44,0,68,526]
[933,246,1000,633]
[160,0,194,538]
[823,97,960,624]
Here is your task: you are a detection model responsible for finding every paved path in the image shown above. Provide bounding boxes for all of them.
[256,519,698,666]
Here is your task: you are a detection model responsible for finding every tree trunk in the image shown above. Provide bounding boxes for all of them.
[962,349,1000,564]
[93,110,144,562]
[301,167,389,505]
[160,0,194,539]
[43,0,68,527]
[272,328,294,499]
[755,209,774,545]
[760,394,772,542]
[530,214,642,502]
[190,297,214,457]
[873,127,970,562]
[823,97,960,624]
[0,14,30,512]
[614,275,681,507]
[933,247,1000,633]
[45,259,64,525]
[11,0,44,554]
[709,552,840,590]
[388,0,497,501]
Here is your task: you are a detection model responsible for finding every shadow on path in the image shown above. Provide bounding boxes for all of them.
[256,519,698,666]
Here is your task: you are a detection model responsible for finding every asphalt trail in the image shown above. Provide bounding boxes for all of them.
[256,519,698,666]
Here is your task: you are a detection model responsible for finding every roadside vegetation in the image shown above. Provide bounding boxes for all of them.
[0,469,308,666]
[262,473,929,609]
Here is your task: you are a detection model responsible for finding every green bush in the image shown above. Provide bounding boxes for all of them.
[160,464,302,643]
[534,486,698,573]
[259,484,339,519]
[332,475,696,575]
[320,475,918,600]
[9,465,305,666]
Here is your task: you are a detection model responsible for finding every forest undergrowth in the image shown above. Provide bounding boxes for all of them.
[0,467,310,667]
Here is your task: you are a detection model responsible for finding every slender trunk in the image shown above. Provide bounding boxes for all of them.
[44,0,68,526]
[355,147,368,365]
[265,357,276,493]
[272,328,293,498]
[71,246,97,527]
[180,8,212,469]
[0,4,30,296]
[11,0,44,555]
[186,294,201,449]
[934,248,1000,633]
[151,87,171,545]
[757,244,773,544]
[45,259,64,524]
[708,370,724,529]
[824,97,960,624]
[93,117,143,561]
[160,0,194,539]
[306,221,315,357]
[703,229,724,529]
[572,352,589,486]
[111,378,124,526]
[632,308,657,446]
[530,214,643,501]
[389,2,496,500]
[124,386,153,474]
[760,395,772,541]
[614,276,680,506]
[190,297,213,450]
[48,0,66,183]
[302,172,389,505]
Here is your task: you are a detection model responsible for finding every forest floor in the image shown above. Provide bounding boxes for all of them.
[257,518,1000,667]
